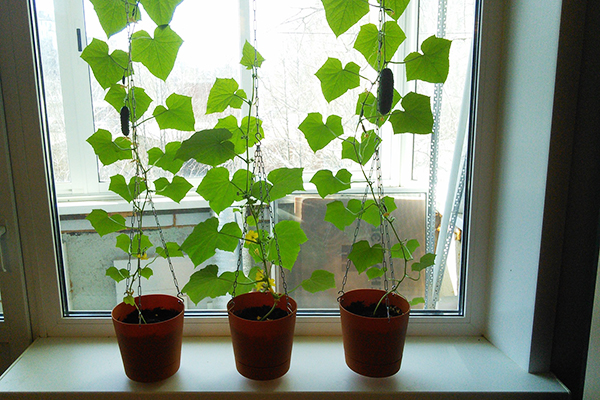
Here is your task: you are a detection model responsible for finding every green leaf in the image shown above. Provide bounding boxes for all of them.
[366,266,385,280]
[298,113,344,152]
[106,266,130,283]
[353,22,405,69]
[154,176,193,203]
[139,267,153,280]
[269,220,307,270]
[356,89,401,125]
[153,93,195,131]
[378,0,410,20]
[156,242,184,258]
[388,92,434,134]
[131,26,183,81]
[301,270,336,293]
[109,175,147,203]
[182,264,254,304]
[348,240,383,273]
[409,297,426,306]
[267,167,304,201]
[176,128,235,166]
[105,86,153,121]
[321,0,369,37]
[196,167,243,215]
[315,58,361,102]
[139,0,182,25]
[87,129,133,165]
[341,131,381,166]
[310,169,352,198]
[240,40,265,69]
[86,209,126,236]
[405,36,452,84]
[181,218,241,267]
[131,233,153,256]
[324,200,357,231]
[411,252,436,272]
[206,78,247,114]
[392,239,420,260]
[80,39,128,89]
[89,0,138,38]
[148,141,184,174]
[115,233,131,254]
[214,115,262,154]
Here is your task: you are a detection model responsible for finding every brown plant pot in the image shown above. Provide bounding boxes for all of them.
[111,294,185,383]
[339,288,410,377]
[227,292,297,380]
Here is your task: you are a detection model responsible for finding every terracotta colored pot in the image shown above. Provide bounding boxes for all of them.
[227,292,297,380]
[112,294,184,383]
[339,288,410,377]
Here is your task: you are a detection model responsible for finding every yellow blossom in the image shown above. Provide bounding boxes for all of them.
[245,230,259,243]
[136,253,148,260]
[255,270,275,293]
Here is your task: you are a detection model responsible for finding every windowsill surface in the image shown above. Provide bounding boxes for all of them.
[0,336,568,399]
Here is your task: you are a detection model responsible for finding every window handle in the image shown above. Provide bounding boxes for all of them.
[0,225,6,272]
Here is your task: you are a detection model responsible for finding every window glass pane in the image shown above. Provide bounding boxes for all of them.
[36,0,476,314]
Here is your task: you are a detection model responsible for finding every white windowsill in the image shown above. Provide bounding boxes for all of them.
[0,336,569,399]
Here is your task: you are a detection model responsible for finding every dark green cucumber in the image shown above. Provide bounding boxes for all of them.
[377,67,394,115]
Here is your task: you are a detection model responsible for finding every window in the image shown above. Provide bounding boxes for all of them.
[34,0,478,323]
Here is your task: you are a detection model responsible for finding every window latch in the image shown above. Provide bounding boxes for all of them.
[0,225,6,272]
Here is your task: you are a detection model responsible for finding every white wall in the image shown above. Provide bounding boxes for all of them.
[584,256,600,399]
[484,0,563,371]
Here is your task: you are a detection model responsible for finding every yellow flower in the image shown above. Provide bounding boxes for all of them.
[245,230,259,243]
[136,252,148,260]
[255,270,275,293]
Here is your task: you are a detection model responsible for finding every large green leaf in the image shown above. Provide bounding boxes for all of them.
[298,113,343,152]
[89,0,138,38]
[196,167,246,215]
[357,197,398,227]
[321,0,369,37]
[405,36,452,83]
[181,217,241,267]
[348,240,383,273]
[156,242,184,258]
[154,176,193,203]
[388,92,434,134]
[391,238,420,260]
[378,0,410,20]
[353,22,405,70]
[240,40,265,70]
[182,265,253,304]
[109,175,147,203]
[341,131,381,166]
[324,200,358,231]
[267,167,304,201]
[86,209,126,236]
[121,233,153,256]
[153,93,195,131]
[268,220,307,270]
[131,26,183,81]
[176,128,236,166]
[411,252,436,272]
[301,270,336,293]
[206,78,247,114]
[310,169,352,198]
[218,116,263,154]
[80,39,128,89]
[148,141,184,174]
[87,129,133,165]
[139,0,182,25]
[315,58,361,102]
[106,266,130,283]
[105,85,153,121]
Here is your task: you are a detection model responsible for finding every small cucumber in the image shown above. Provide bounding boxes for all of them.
[120,106,130,137]
[377,68,394,115]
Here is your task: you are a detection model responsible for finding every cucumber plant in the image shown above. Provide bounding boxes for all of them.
[174,42,336,313]
[81,0,195,308]
[299,0,452,307]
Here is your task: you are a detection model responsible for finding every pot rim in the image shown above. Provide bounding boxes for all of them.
[227,292,297,323]
[112,293,185,326]
[339,288,410,320]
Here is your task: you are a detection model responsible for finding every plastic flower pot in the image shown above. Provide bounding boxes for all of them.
[111,294,185,383]
[227,292,297,380]
[339,288,410,377]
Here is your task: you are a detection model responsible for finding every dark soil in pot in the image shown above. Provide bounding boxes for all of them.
[234,305,290,321]
[121,307,180,324]
[345,301,404,318]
